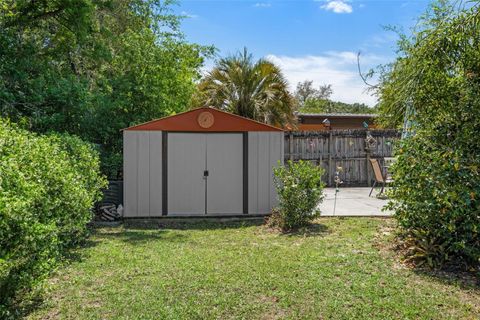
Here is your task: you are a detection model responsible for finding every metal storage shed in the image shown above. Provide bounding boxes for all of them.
[123,107,284,217]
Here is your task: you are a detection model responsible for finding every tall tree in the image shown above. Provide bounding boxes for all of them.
[301,99,376,114]
[294,80,332,106]
[0,0,213,177]
[197,49,296,127]
[294,80,374,114]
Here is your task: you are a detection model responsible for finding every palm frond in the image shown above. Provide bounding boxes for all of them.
[196,49,295,127]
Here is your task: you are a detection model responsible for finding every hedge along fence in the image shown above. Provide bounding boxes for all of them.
[284,129,401,186]
[0,120,107,315]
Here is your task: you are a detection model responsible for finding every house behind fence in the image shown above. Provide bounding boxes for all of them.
[285,129,400,187]
[296,113,377,131]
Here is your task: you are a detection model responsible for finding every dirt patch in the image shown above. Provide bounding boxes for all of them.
[257,294,286,320]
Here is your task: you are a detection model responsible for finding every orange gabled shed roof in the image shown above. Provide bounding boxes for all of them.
[124,107,283,132]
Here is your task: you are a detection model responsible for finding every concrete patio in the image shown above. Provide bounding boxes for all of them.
[318,187,393,216]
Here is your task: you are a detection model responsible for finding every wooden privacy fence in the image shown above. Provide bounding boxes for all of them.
[284,129,400,187]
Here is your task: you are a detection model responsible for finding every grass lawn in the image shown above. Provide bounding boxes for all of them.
[28,218,479,319]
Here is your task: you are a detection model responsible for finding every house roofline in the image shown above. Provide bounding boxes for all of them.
[298,113,377,118]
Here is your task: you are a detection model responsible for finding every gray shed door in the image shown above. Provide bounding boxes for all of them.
[206,134,243,214]
[167,133,243,215]
[167,133,207,215]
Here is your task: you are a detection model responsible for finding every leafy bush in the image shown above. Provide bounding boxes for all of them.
[272,160,325,231]
[0,120,107,315]
[377,2,480,269]
[387,134,480,268]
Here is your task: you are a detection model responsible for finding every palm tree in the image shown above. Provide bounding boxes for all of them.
[196,48,296,127]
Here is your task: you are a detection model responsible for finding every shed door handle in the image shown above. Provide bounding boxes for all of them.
[204,170,209,177]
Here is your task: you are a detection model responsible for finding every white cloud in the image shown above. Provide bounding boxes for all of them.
[320,1,353,14]
[181,11,198,19]
[266,52,386,106]
[254,2,271,8]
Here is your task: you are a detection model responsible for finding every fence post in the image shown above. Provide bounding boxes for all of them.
[365,130,371,187]
[328,131,333,186]
[289,132,294,161]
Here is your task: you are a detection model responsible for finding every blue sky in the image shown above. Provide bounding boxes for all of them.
[174,0,431,106]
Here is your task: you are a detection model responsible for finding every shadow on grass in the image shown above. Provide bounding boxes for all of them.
[98,229,188,244]
[124,218,265,231]
[413,268,480,291]
[61,238,99,263]
[3,235,103,319]
[3,290,45,320]
[384,231,480,291]
[281,223,330,238]
[86,219,265,245]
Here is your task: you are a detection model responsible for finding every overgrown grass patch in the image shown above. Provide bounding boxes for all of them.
[27,218,479,319]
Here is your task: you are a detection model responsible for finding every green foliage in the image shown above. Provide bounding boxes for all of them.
[294,80,376,115]
[0,120,107,315]
[196,48,296,127]
[388,134,480,268]
[294,80,333,105]
[300,98,376,114]
[0,0,213,178]
[272,160,325,231]
[379,1,480,268]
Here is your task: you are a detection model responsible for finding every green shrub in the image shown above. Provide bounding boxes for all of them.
[375,2,480,269]
[387,133,480,268]
[0,120,107,315]
[272,160,325,231]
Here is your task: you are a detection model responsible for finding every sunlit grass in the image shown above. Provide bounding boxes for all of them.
[28,218,479,319]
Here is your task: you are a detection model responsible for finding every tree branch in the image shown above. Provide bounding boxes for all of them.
[357,51,378,89]
[4,4,66,28]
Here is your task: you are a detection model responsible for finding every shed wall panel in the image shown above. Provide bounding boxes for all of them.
[248,132,283,214]
[248,132,259,214]
[269,132,283,209]
[137,132,150,216]
[149,132,162,216]
[257,134,270,214]
[123,131,138,217]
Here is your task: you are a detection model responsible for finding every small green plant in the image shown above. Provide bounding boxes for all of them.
[272,160,325,231]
